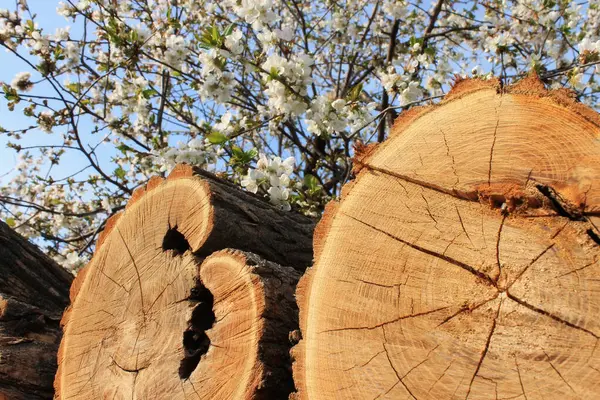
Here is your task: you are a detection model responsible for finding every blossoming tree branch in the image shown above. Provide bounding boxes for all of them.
[0,0,599,269]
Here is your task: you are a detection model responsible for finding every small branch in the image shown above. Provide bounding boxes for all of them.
[378,19,400,143]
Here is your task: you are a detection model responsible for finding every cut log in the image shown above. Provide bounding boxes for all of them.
[55,166,310,399]
[0,220,73,400]
[293,76,600,399]
[181,250,300,399]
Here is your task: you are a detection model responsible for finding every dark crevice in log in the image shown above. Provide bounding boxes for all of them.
[437,294,499,328]
[495,214,507,283]
[362,163,545,215]
[465,300,502,400]
[342,211,497,287]
[514,356,528,400]
[163,226,191,255]
[111,357,147,374]
[179,281,215,380]
[542,350,577,394]
[509,243,555,288]
[534,185,600,246]
[535,184,585,221]
[507,292,599,339]
[586,229,600,246]
[320,306,449,333]
[381,326,417,399]
[557,260,597,278]
[487,118,500,186]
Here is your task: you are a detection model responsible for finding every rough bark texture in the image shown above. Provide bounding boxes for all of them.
[0,220,73,400]
[186,167,314,270]
[293,75,600,399]
[55,166,310,399]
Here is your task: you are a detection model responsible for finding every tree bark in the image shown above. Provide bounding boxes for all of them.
[293,75,600,399]
[0,220,73,400]
[55,166,311,399]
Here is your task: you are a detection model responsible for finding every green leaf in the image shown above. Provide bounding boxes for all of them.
[3,83,19,101]
[141,88,158,99]
[206,131,228,145]
[212,25,220,42]
[223,22,234,37]
[348,82,363,102]
[230,146,256,165]
[151,137,161,149]
[114,167,126,180]
[304,174,319,191]
[116,144,133,154]
[66,82,81,94]
[54,46,64,60]
[231,146,244,159]
[269,67,280,80]
[408,36,424,47]
[4,92,20,102]
[303,174,322,196]
[246,148,258,159]
[5,217,16,228]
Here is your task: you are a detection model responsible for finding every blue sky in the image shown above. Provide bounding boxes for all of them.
[0,0,87,184]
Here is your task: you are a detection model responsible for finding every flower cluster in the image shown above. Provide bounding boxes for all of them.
[305,95,378,136]
[261,53,314,117]
[153,138,220,173]
[0,9,22,49]
[241,154,295,211]
[579,38,600,63]
[380,67,423,105]
[10,71,33,92]
[233,0,277,30]
[197,48,235,103]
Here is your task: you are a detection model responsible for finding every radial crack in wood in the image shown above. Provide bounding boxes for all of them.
[55,166,310,399]
[293,76,600,399]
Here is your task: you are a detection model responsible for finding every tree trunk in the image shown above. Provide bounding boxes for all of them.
[55,166,310,399]
[0,220,73,400]
[293,76,600,399]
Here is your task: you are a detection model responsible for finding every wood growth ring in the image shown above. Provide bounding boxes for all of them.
[293,76,600,400]
[56,168,307,399]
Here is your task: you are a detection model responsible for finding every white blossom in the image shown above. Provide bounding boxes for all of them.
[579,38,600,54]
[233,0,277,29]
[10,71,33,92]
[101,198,112,213]
[225,29,244,55]
[164,33,187,68]
[241,154,295,210]
[62,251,85,270]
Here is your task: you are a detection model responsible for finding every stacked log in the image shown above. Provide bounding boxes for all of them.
[292,76,600,399]
[55,75,600,400]
[55,165,312,399]
[0,220,73,400]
